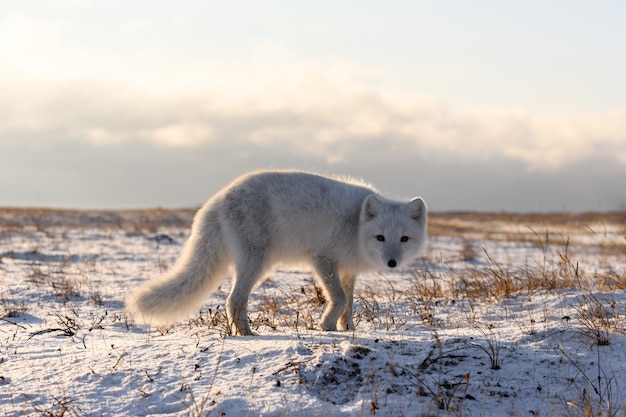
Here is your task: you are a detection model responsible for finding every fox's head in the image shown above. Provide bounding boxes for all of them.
[358,194,427,269]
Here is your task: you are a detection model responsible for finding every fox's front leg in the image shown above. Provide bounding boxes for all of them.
[338,273,356,331]
[312,256,347,331]
[227,256,267,336]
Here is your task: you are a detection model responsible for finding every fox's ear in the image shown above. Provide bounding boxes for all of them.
[361,194,384,221]
[406,197,427,221]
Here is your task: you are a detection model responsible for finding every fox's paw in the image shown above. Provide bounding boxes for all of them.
[338,317,355,331]
[320,320,337,332]
[228,320,256,336]
[231,326,256,336]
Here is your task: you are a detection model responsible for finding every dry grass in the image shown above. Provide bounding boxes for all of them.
[0,207,195,233]
[2,208,626,416]
[4,208,625,333]
[575,293,624,346]
[429,212,626,257]
[429,211,626,235]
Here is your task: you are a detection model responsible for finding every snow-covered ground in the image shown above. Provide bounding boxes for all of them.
[1,210,625,416]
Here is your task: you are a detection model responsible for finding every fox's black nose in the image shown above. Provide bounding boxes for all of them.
[387,260,397,268]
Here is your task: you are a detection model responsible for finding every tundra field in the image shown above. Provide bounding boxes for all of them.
[1,208,625,417]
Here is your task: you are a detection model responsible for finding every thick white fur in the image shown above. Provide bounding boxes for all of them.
[126,170,427,335]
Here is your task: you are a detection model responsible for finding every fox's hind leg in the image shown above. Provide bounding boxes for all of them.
[227,255,268,336]
[338,273,356,331]
[312,256,347,331]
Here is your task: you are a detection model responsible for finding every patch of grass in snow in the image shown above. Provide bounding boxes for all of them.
[2,209,626,416]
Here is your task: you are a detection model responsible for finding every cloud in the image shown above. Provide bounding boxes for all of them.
[118,18,152,38]
[1,15,625,175]
[148,122,214,147]
[51,0,94,7]
[2,72,626,172]
[0,15,64,65]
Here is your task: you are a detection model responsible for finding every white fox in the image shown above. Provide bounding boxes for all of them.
[127,170,427,335]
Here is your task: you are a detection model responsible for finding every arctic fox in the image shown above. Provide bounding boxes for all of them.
[127,170,427,335]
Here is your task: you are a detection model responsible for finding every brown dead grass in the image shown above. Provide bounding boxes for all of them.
[2,208,625,415]
[429,211,626,253]
[3,208,624,237]
[0,207,196,233]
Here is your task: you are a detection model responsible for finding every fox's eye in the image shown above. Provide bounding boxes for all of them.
[376,235,385,242]
[400,236,409,243]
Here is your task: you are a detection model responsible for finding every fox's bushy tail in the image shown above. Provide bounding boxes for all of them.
[126,207,229,324]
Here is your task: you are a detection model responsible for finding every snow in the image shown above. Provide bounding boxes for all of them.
[1,211,625,416]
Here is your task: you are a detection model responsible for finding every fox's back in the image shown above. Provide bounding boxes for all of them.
[217,170,376,261]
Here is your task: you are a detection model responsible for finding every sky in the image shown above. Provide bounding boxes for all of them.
[1,1,625,212]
